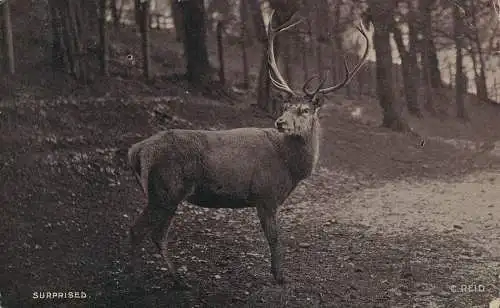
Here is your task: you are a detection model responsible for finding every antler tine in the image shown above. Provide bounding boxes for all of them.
[302,73,328,97]
[318,22,370,95]
[267,10,302,96]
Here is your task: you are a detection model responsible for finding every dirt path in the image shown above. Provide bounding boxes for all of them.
[333,171,500,257]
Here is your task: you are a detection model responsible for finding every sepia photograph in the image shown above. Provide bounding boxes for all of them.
[0,0,499,306]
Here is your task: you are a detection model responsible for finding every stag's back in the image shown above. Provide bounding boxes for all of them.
[128,128,307,208]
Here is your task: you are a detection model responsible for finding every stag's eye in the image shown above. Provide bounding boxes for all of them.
[301,108,310,115]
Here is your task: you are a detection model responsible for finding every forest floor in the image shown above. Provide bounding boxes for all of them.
[2,7,500,307]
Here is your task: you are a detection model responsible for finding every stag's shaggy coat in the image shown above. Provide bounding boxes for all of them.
[128,126,321,210]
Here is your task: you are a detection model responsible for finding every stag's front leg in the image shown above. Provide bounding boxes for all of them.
[256,205,284,284]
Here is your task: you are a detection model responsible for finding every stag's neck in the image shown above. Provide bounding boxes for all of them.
[275,119,321,181]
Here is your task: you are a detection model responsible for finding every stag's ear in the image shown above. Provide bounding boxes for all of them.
[311,94,323,111]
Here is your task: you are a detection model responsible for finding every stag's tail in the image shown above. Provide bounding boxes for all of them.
[128,142,147,196]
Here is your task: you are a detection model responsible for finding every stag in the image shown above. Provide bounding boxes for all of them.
[127,11,369,289]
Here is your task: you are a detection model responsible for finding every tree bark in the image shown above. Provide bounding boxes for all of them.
[420,0,441,88]
[60,1,77,77]
[468,0,488,101]
[139,0,151,81]
[82,0,98,33]
[240,0,254,45]
[248,0,266,43]
[217,21,225,84]
[331,2,343,85]
[111,0,120,27]
[171,0,184,42]
[453,3,467,120]
[2,0,15,74]
[49,0,65,71]
[240,0,250,88]
[407,1,420,96]
[392,17,421,117]
[68,0,86,82]
[180,0,211,86]
[368,0,408,131]
[98,0,109,76]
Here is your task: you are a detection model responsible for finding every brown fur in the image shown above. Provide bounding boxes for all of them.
[127,101,322,287]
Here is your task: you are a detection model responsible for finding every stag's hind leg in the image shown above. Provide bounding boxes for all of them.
[150,207,193,289]
[148,174,194,289]
[128,206,158,276]
[128,186,182,278]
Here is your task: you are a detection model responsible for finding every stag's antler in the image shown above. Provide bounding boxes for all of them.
[268,11,370,98]
[267,10,302,96]
[313,23,370,96]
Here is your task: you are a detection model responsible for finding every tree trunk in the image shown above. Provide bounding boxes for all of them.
[283,32,292,86]
[369,0,408,131]
[256,6,284,113]
[217,21,225,84]
[240,0,250,88]
[171,0,184,42]
[139,0,151,81]
[392,20,422,117]
[427,39,441,88]
[68,0,87,82]
[248,0,267,42]
[240,0,254,45]
[82,0,98,33]
[61,2,77,77]
[302,32,308,81]
[331,2,343,84]
[421,0,441,88]
[180,0,211,86]
[111,0,120,27]
[419,0,437,114]
[49,0,65,71]
[99,0,109,76]
[314,0,325,77]
[407,2,420,102]
[2,0,15,74]
[453,3,467,120]
[468,0,488,101]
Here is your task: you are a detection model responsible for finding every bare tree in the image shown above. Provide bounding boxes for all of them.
[179,0,211,86]
[392,1,421,117]
[453,1,468,120]
[463,0,488,101]
[366,0,409,131]
[110,0,125,28]
[240,0,250,88]
[136,0,151,80]
[216,21,225,84]
[171,0,184,42]
[2,0,15,74]
[98,0,109,76]
[248,0,266,42]
[420,0,441,88]
[419,0,438,114]
[49,0,65,71]
[49,0,87,82]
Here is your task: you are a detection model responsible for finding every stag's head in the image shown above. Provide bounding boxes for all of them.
[268,10,369,138]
